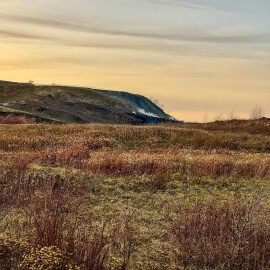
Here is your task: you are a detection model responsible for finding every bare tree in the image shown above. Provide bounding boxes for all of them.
[203,112,209,123]
[213,113,224,122]
[227,110,238,120]
[149,96,165,110]
[250,106,265,120]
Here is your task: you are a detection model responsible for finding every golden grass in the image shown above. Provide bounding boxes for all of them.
[0,123,269,269]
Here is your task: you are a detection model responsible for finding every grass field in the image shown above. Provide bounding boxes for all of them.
[0,122,269,269]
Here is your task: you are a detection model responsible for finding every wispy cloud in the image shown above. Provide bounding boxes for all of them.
[147,0,270,13]
[1,13,269,45]
[146,0,217,11]
[0,29,46,40]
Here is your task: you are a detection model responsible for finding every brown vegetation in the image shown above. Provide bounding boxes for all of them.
[169,200,270,269]
[0,123,269,269]
[0,115,33,124]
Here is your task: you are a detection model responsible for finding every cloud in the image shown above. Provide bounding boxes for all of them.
[0,29,46,40]
[147,0,270,13]
[1,13,269,45]
[146,0,217,11]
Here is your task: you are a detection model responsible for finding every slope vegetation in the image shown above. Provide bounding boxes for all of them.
[0,81,175,124]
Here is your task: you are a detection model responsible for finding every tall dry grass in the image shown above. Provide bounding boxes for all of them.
[0,124,269,269]
[168,199,270,270]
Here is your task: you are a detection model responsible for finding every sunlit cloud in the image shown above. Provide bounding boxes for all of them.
[146,0,217,11]
[148,0,270,12]
[1,13,269,45]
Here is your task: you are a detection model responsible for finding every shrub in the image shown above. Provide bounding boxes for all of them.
[19,246,79,270]
[168,200,270,270]
[0,115,33,124]
[0,236,79,270]
[0,236,30,270]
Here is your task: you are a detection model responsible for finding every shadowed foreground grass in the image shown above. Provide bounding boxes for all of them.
[0,123,269,269]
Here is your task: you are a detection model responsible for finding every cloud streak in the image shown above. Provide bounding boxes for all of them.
[146,0,217,11]
[0,29,47,40]
[147,0,270,13]
[1,13,269,45]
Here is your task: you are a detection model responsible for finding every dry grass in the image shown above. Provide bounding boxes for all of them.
[179,118,270,136]
[168,200,270,270]
[0,124,269,152]
[0,123,269,269]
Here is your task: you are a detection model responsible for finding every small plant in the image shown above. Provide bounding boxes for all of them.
[250,105,265,120]
[19,246,79,270]
[0,236,31,270]
[0,115,32,124]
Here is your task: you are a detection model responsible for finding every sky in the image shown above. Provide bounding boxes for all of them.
[0,0,269,121]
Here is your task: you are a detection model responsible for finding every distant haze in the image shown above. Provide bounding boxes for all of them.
[0,0,269,121]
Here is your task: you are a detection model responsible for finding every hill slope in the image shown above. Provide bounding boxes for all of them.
[0,81,177,124]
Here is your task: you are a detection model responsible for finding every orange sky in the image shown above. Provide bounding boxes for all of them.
[1,0,269,121]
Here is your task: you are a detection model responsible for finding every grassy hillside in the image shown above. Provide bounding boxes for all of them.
[0,123,269,269]
[180,118,270,136]
[0,81,174,124]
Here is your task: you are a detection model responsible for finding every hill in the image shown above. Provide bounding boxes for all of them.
[0,80,176,124]
[177,118,270,136]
